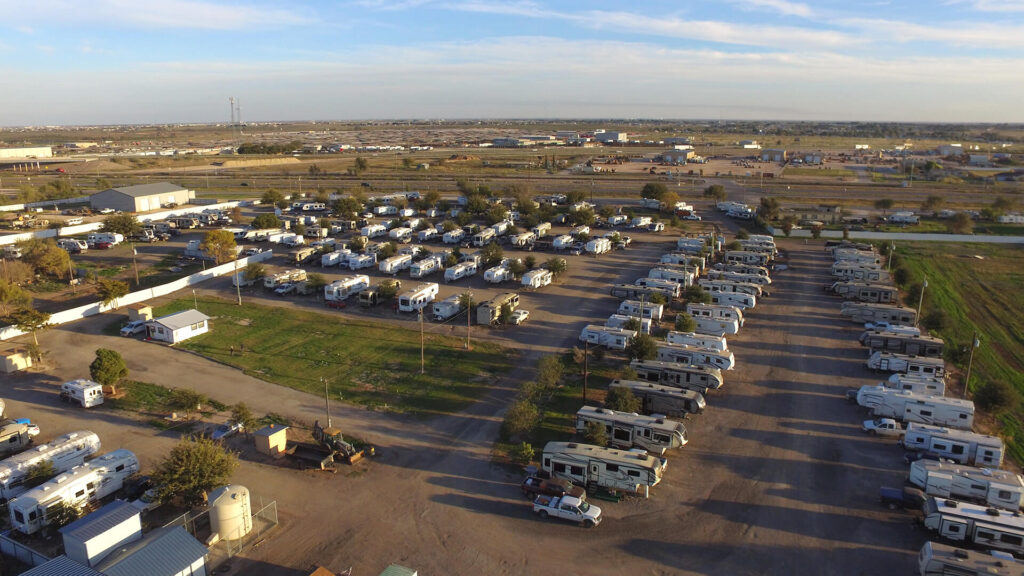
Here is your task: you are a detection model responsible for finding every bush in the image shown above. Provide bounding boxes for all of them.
[921,309,950,332]
[90,348,128,392]
[893,266,910,286]
[605,386,641,413]
[735,228,750,240]
[500,399,539,441]
[584,421,608,446]
[626,334,658,361]
[675,313,696,332]
[537,355,563,388]
[973,380,1017,414]
[510,441,535,466]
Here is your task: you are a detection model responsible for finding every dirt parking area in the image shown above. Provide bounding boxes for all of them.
[2,222,926,575]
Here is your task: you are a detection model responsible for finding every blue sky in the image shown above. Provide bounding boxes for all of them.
[1,0,1023,125]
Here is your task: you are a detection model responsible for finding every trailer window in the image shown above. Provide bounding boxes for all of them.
[919,411,932,417]
[606,464,619,472]
[951,445,965,455]
[613,429,631,442]
[75,489,85,498]
[626,470,640,478]
[1001,535,1023,547]
[947,525,961,533]
[570,466,584,476]
[13,510,24,523]
[978,530,995,540]
[553,463,566,474]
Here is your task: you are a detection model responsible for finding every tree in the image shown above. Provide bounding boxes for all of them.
[660,191,680,214]
[292,221,307,236]
[921,309,950,332]
[441,220,459,233]
[524,255,537,270]
[641,182,667,201]
[726,240,743,251]
[349,235,367,252]
[152,436,238,506]
[201,230,237,264]
[251,213,281,230]
[10,307,50,347]
[704,184,727,201]
[922,195,944,214]
[378,279,401,301]
[973,380,1017,414]
[537,355,563,388]
[308,163,324,176]
[229,402,257,436]
[682,285,710,304]
[480,242,504,267]
[947,212,974,235]
[759,197,781,221]
[735,228,750,240]
[626,333,657,361]
[991,196,1016,216]
[605,386,641,413]
[261,189,286,208]
[23,460,56,489]
[0,260,34,285]
[544,257,568,277]
[244,262,266,282]
[648,292,668,305]
[584,421,608,446]
[101,213,142,237]
[874,198,895,215]
[90,348,127,394]
[443,253,459,268]
[499,302,513,325]
[20,239,71,278]
[508,260,527,279]
[332,197,363,218]
[354,157,369,173]
[500,399,538,441]
[485,205,509,225]
[0,279,32,315]
[892,266,911,286]
[169,388,207,419]
[565,190,586,204]
[97,278,129,307]
[377,242,397,259]
[675,313,696,332]
[229,206,245,225]
[598,206,615,219]
[45,501,83,535]
[305,273,327,297]
[810,224,824,239]
[510,441,534,466]
[571,207,596,226]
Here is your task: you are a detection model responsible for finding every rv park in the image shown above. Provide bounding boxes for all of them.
[1,122,1024,576]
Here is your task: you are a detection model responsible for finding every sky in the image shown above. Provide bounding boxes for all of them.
[1,0,1023,125]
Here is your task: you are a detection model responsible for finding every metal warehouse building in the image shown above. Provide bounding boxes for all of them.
[89,182,193,213]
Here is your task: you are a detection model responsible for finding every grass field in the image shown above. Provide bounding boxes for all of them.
[153,297,514,416]
[894,242,1024,463]
[782,167,857,178]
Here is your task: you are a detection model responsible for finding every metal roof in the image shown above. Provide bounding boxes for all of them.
[378,565,418,576]
[60,500,140,543]
[102,182,187,198]
[152,309,210,331]
[97,526,208,576]
[254,424,289,437]
[19,556,104,576]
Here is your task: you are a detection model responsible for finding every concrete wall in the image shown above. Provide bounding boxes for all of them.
[0,196,92,213]
[768,225,1024,244]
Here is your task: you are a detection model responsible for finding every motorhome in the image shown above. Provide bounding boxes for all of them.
[491,221,511,237]
[618,300,664,321]
[477,293,520,325]
[379,254,413,275]
[397,283,439,312]
[830,281,898,304]
[920,497,1024,557]
[532,222,552,237]
[87,232,124,246]
[552,235,575,250]
[9,449,139,535]
[522,269,553,289]
[0,422,33,457]
[609,379,706,418]
[687,303,744,327]
[698,278,761,297]
[484,265,513,284]
[656,342,735,371]
[888,373,947,396]
[909,460,1024,511]
[901,423,1004,467]
[634,277,682,298]
[60,379,104,408]
[868,352,946,378]
[861,331,944,357]
[324,275,370,303]
[264,268,306,289]
[841,302,918,326]
[648,267,694,287]
[724,250,769,266]
[715,262,770,278]
[432,294,464,322]
[575,406,687,456]
[586,238,612,255]
[472,228,496,247]
[605,314,652,334]
[631,216,652,228]
[630,359,724,395]
[541,442,666,497]
[856,386,973,429]
[579,325,636,350]
[0,431,101,501]
[444,261,477,282]
[443,229,465,244]
[609,284,675,300]
[709,292,757,311]
[917,541,1024,576]
[666,331,728,352]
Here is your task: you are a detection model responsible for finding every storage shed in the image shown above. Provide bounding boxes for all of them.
[254,424,289,456]
[96,526,208,576]
[19,555,104,576]
[147,310,210,344]
[61,501,143,567]
[90,182,193,213]
[1,346,32,373]
[125,303,153,322]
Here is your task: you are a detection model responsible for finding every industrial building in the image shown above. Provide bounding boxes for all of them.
[661,149,695,163]
[89,182,193,213]
[0,146,53,159]
[761,149,787,163]
[594,131,627,143]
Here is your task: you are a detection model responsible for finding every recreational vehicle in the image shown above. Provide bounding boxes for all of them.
[917,541,1024,576]
[609,284,675,300]
[860,324,922,340]
[444,261,478,282]
[492,221,511,236]
[716,262,770,278]
[361,224,387,238]
[909,460,1024,511]
[693,316,740,336]
[634,277,682,298]
[834,250,882,267]
[60,379,104,408]
[0,431,101,501]
[379,254,413,275]
[861,331,944,357]
[321,249,351,267]
[856,386,973,429]
[631,216,652,228]
[830,281,898,304]
[686,303,744,327]
[357,279,400,307]
[706,269,772,286]
[648,267,695,287]
[264,268,306,289]
[432,295,464,322]
[477,293,520,325]
[901,423,1004,467]
[656,342,736,371]
[724,250,769,266]
[512,232,536,247]
[348,253,376,270]
[619,300,664,321]
[541,442,666,497]
[608,379,706,418]
[868,352,945,378]
[920,497,1024,557]
[552,235,575,250]
[606,314,652,334]
[472,228,496,247]
[324,275,370,303]
[484,265,513,284]
[709,292,757,310]
[888,373,947,396]
[532,222,552,237]
[698,278,762,297]
[630,359,725,395]
[9,450,139,535]
[832,263,888,282]
[575,406,687,456]
[666,331,728,352]
[522,269,553,289]
[443,229,465,244]
[0,422,33,457]
[586,238,612,255]
[841,302,918,326]
[397,283,439,312]
[410,255,443,279]
[579,325,636,350]
[417,228,438,242]
[661,252,706,269]
[293,246,317,265]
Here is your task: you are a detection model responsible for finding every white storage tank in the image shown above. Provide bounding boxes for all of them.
[209,484,252,541]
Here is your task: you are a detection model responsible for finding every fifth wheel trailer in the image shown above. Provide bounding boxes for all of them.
[909,459,1024,511]
[630,359,724,395]
[855,385,974,429]
[920,497,1024,557]
[665,330,728,352]
[609,379,706,417]
[917,541,1024,576]
[0,431,101,501]
[868,352,945,379]
[901,423,1004,467]
[574,406,687,456]
[841,302,917,326]
[397,283,439,312]
[477,293,520,325]
[656,342,735,371]
[860,331,945,358]
[541,441,666,497]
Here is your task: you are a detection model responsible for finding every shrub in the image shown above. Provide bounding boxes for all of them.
[973,380,1017,414]
[584,421,608,446]
[510,441,535,466]
[605,386,640,413]
[500,399,539,441]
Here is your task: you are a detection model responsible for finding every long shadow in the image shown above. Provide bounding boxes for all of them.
[216,558,311,576]
[737,353,867,378]
[429,492,529,521]
[726,427,892,460]
[752,378,861,396]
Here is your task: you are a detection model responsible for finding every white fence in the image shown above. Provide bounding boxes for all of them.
[0,250,273,341]
[768,226,1024,244]
[0,195,91,213]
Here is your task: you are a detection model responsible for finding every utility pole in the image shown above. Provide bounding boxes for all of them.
[964,334,980,399]
[915,277,928,327]
[419,309,425,375]
[465,292,472,351]
[323,377,331,428]
[68,255,76,293]
[131,243,140,287]
[583,340,589,404]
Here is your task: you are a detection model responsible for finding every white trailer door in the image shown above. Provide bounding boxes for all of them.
[938,518,968,542]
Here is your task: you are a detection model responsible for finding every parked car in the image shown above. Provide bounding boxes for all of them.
[510,310,530,325]
[95,241,113,249]
[878,485,926,510]
[862,418,904,437]
[210,422,244,441]
[243,247,265,256]
[521,476,585,499]
[120,320,148,337]
[13,418,39,437]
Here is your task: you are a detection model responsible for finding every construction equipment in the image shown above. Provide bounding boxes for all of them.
[313,420,364,465]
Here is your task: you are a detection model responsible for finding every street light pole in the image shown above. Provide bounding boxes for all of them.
[964,334,980,399]
[192,289,198,310]
[915,277,928,327]
[419,309,425,375]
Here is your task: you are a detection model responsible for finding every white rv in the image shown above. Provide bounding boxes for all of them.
[901,423,1004,467]
[831,281,899,304]
[630,359,724,395]
[522,269,553,289]
[610,284,675,300]
[618,300,664,321]
[861,331,944,357]
[656,342,735,371]
[868,352,945,378]
[512,232,536,247]
[687,303,744,327]
[477,293,520,325]
[388,227,414,243]
[552,235,574,250]
[585,238,611,255]
[920,497,1024,557]
[888,373,947,396]
[832,263,888,282]
[444,261,477,282]
[605,314,652,334]
[361,224,387,238]
[706,269,771,286]
[398,283,439,312]
[909,460,1024,511]
[724,250,769,266]
[855,385,974,429]
[715,262,770,278]
[666,331,728,352]
[579,325,636,350]
[532,222,551,237]
[472,228,496,247]
[634,277,682,298]
[541,442,666,497]
[347,253,375,270]
[648,267,694,287]
[9,449,139,535]
[264,268,307,289]
[631,216,652,228]
[698,278,761,297]
[710,291,757,310]
[320,249,351,267]
[0,422,33,457]
[378,254,412,275]
[417,228,438,242]
[917,541,1024,576]
[693,316,740,336]
[484,265,513,284]
[431,295,464,322]
[609,379,706,418]
[491,221,511,236]
[324,275,370,302]
[410,255,443,279]
[60,379,104,408]
[841,302,918,326]
[0,431,101,501]
[575,406,687,456]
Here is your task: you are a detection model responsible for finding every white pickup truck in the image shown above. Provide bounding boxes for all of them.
[532,494,602,527]
[862,418,904,437]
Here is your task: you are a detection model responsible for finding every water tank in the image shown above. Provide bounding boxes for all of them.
[209,484,252,541]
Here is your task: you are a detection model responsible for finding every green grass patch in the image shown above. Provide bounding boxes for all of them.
[783,167,857,178]
[152,297,514,416]
[106,380,177,413]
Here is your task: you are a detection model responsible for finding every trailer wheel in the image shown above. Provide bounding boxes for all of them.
[538,510,548,519]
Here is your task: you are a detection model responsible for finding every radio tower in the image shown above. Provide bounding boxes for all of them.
[229,97,236,125]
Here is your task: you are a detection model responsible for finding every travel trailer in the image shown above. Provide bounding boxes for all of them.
[379,254,413,275]
[710,292,757,310]
[916,541,1024,576]
[324,275,370,303]
[693,316,740,336]
[698,278,762,297]
[443,229,465,244]
[574,406,687,456]
[484,265,514,284]
[472,228,496,247]
[706,269,771,286]
[608,379,706,418]
[618,300,664,321]
[656,342,736,371]
[723,250,769,266]
[431,294,464,322]
[830,281,899,304]
[867,352,945,378]
[648,267,695,287]
[909,460,1024,511]
[609,284,675,300]
[887,373,947,396]
[541,442,666,497]
[855,385,973,429]
[841,302,918,326]
[630,359,724,395]
[586,238,612,255]
[410,255,444,279]
[901,423,1004,467]
[0,431,101,501]
[264,268,306,289]
[522,269,553,289]
[444,261,478,282]
[634,277,682,298]
[920,497,1024,557]
[665,331,728,352]
[579,325,636,350]
[860,331,944,358]
[605,314,652,334]
[60,379,104,408]
[477,293,520,325]
[0,422,33,457]
[686,303,744,327]
[397,283,439,312]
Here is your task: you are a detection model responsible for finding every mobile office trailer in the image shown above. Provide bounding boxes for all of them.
[472,228,496,247]
[477,293,520,325]
[888,373,947,396]
[410,255,443,278]
[432,295,464,322]
[532,222,552,237]
[0,431,101,501]
[9,449,139,535]
[831,281,899,304]
[60,379,104,408]
[361,224,387,238]
[856,385,974,429]
[579,325,636,350]
[706,269,772,286]
[920,497,1024,557]
[657,342,736,371]
[606,314,652,334]
[724,250,770,266]
[348,253,376,270]
[868,352,946,378]
[909,460,1024,511]
[666,330,728,352]
[575,406,687,456]
[397,283,439,312]
[321,249,351,267]
[841,302,918,326]
[861,331,944,358]
[552,235,574,250]
[444,261,477,282]
[609,379,706,418]
[522,269,553,289]
[902,423,1004,467]
[484,265,513,283]
[512,232,536,247]
[917,541,1024,576]
[389,227,414,243]
[648,267,695,287]
[710,292,757,310]
[0,422,32,457]
[618,300,664,321]
[379,254,413,275]
[634,277,682,298]
[610,284,675,300]
[630,359,724,395]
[324,275,370,302]
[687,303,744,327]
[541,442,666,497]
[698,278,762,297]
[586,238,612,254]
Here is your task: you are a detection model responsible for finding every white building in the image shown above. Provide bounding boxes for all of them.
[937,144,963,157]
[594,131,627,143]
[96,526,208,576]
[147,309,210,344]
[90,182,194,213]
[997,213,1024,224]
[61,501,143,568]
[0,146,53,159]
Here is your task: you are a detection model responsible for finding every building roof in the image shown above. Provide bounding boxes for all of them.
[97,526,207,576]
[125,303,151,311]
[101,182,186,198]
[60,500,140,542]
[19,556,105,576]
[152,309,210,331]
[378,565,418,576]
[254,424,289,437]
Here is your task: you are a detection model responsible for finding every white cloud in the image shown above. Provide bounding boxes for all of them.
[0,0,314,29]
[953,0,1024,11]
[732,0,813,18]
[844,17,1024,47]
